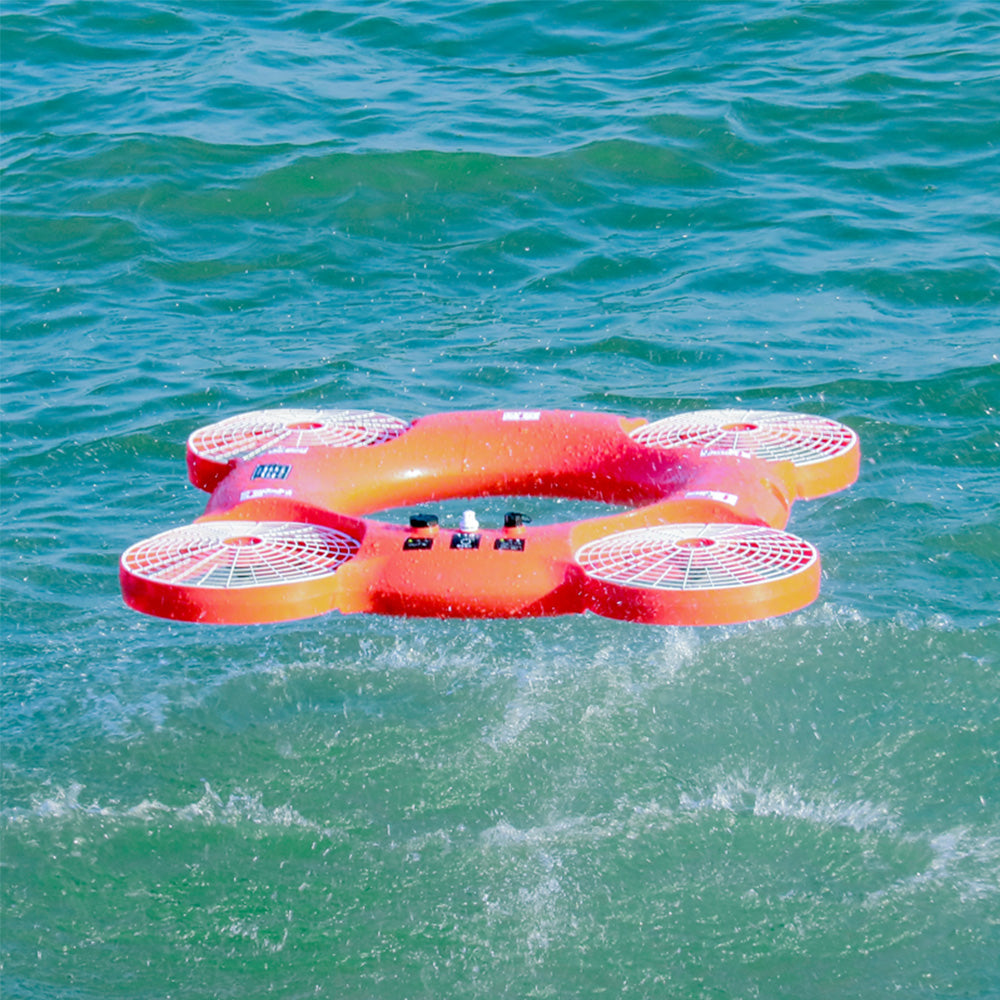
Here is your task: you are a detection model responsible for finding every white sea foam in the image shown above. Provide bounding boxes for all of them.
[477,824,579,961]
[678,769,1000,909]
[483,697,552,749]
[863,826,1000,908]
[2,780,342,842]
[678,772,899,834]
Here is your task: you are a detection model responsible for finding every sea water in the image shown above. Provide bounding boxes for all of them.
[2,3,998,997]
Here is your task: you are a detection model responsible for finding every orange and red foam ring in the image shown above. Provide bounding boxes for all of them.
[120,407,859,626]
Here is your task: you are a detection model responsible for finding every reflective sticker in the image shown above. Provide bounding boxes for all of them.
[502,411,541,421]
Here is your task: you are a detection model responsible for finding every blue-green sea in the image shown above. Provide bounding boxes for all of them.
[2,3,999,997]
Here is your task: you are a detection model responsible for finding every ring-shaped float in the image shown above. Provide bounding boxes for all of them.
[120,407,859,626]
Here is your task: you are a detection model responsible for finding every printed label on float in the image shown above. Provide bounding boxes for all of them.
[502,411,541,421]
[700,447,753,460]
[251,463,292,480]
[685,489,738,506]
[403,537,434,550]
[240,487,293,501]
[494,537,526,551]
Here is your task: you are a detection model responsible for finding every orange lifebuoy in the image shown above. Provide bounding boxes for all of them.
[119,407,859,626]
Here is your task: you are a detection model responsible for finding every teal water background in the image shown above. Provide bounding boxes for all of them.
[2,2,999,997]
